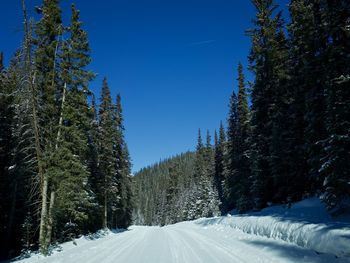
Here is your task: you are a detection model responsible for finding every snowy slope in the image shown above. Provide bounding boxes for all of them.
[13,198,350,263]
[197,197,350,257]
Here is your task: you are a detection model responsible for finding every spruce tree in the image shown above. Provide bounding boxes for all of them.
[287,0,329,199]
[267,22,291,203]
[87,95,100,230]
[247,0,285,209]
[214,122,226,213]
[303,1,329,192]
[111,94,133,229]
[51,3,96,239]
[236,63,253,212]
[225,90,240,211]
[34,0,63,252]
[283,0,312,203]
[320,0,350,211]
[0,54,19,258]
[98,78,115,229]
[204,130,214,179]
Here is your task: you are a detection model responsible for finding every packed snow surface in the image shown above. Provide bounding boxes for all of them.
[15,198,350,263]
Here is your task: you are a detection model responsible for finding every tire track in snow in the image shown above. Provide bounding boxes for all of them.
[167,226,252,263]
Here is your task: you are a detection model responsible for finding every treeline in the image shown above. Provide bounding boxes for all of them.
[134,0,349,225]
[133,129,224,226]
[133,152,196,225]
[0,0,132,260]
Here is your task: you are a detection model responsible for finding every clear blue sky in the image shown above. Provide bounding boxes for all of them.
[1,0,288,172]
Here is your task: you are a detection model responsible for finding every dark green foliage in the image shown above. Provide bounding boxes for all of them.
[133,152,196,225]
[225,83,252,213]
[111,94,133,229]
[188,130,220,218]
[96,81,133,230]
[280,0,311,204]
[266,22,293,203]
[235,64,253,212]
[214,123,226,212]
[0,54,22,259]
[225,91,240,211]
[0,1,134,259]
[0,52,38,259]
[51,3,97,239]
[47,147,93,240]
[97,78,115,229]
[247,0,286,209]
[34,0,62,148]
[319,0,350,211]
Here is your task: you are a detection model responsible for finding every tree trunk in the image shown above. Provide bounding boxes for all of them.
[45,191,55,249]
[21,0,47,252]
[39,176,48,254]
[104,189,108,229]
[55,82,66,149]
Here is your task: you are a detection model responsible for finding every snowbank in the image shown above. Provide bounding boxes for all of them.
[14,229,121,261]
[195,197,350,257]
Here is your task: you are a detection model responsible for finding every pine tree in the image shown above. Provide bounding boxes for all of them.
[204,130,214,179]
[287,0,329,199]
[34,0,63,253]
[111,94,133,229]
[247,0,285,209]
[98,78,115,229]
[267,21,292,203]
[320,0,350,211]
[0,54,20,258]
[225,90,240,211]
[214,123,226,213]
[303,1,329,192]
[236,63,253,212]
[191,129,206,217]
[283,0,313,203]
[86,95,100,230]
[51,3,96,240]
[237,63,250,136]
[185,129,219,218]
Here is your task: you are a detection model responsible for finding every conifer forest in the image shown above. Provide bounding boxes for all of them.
[0,0,349,262]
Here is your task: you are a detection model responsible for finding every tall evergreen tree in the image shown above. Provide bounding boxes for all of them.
[34,0,63,252]
[204,130,214,178]
[303,0,329,192]
[267,20,292,203]
[214,122,226,213]
[51,3,96,240]
[98,78,115,229]
[225,90,240,211]
[236,63,253,212]
[111,94,133,229]
[237,63,250,136]
[0,54,21,258]
[87,95,100,230]
[283,0,313,203]
[287,0,329,198]
[247,0,285,209]
[186,129,219,218]
[320,0,350,211]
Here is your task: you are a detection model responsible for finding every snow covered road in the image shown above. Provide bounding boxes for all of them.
[17,220,348,263]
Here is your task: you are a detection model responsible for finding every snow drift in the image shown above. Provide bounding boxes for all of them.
[195,197,350,257]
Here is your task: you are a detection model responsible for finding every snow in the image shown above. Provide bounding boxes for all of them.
[196,197,350,257]
[8,165,16,170]
[13,198,350,263]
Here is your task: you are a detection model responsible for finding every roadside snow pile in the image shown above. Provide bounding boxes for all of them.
[195,197,350,258]
[15,229,119,261]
